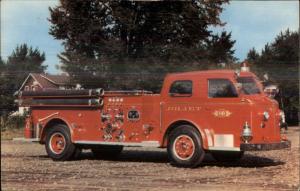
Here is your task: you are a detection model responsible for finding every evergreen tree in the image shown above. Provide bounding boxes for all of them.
[0,56,4,69]
[247,47,259,63]
[206,31,236,64]
[0,44,46,116]
[246,29,299,124]
[0,57,11,116]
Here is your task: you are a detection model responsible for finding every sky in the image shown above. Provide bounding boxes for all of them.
[1,0,299,74]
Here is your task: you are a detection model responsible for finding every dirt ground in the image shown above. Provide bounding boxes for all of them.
[1,127,299,191]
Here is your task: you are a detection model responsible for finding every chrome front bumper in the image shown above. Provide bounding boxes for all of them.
[240,140,291,151]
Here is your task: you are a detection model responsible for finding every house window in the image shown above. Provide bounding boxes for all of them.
[25,86,29,91]
[31,85,36,91]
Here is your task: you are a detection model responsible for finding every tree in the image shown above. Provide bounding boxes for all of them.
[0,44,47,116]
[7,44,46,75]
[49,0,233,91]
[0,57,11,116]
[246,29,299,124]
[247,29,298,67]
[206,31,236,64]
[6,44,46,91]
[247,47,259,63]
[0,56,4,69]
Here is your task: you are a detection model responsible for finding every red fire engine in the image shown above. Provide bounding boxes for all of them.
[20,68,290,167]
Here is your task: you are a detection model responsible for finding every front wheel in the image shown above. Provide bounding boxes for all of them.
[167,125,205,168]
[45,124,79,161]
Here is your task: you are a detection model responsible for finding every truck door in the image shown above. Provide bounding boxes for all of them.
[161,80,200,129]
[203,78,249,149]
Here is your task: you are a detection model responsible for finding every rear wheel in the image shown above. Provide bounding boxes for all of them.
[45,124,79,161]
[211,151,244,162]
[167,125,205,168]
[91,145,123,159]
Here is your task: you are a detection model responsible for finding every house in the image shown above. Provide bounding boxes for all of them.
[18,73,75,92]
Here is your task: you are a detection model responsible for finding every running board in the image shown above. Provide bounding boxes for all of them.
[208,146,241,151]
[13,137,40,142]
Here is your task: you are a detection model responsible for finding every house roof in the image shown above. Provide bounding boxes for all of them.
[40,74,71,85]
[18,73,73,92]
[31,74,58,89]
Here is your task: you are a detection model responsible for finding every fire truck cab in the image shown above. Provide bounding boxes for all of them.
[21,69,290,168]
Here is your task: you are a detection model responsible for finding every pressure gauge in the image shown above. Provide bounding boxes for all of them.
[128,110,140,121]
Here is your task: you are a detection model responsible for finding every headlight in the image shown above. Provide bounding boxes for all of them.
[280,111,286,123]
[263,111,270,121]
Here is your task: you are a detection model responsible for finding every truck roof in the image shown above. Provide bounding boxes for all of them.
[166,70,254,79]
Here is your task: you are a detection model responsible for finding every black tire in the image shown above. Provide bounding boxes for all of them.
[167,125,205,168]
[91,145,123,159]
[45,124,78,161]
[211,151,244,162]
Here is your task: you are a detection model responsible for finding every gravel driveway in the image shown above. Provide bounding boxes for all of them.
[1,127,299,191]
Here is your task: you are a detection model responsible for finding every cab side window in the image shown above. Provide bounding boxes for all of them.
[208,79,238,98]
[169,80,192,97]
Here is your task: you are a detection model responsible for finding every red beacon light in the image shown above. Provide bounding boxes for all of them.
[241,61,250,72]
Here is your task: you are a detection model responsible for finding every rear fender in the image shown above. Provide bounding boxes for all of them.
[40,117,73,144]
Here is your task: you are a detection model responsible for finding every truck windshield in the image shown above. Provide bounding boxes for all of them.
[237,77,261,95]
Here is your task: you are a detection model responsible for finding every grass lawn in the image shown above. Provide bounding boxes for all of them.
[1,128,24,140]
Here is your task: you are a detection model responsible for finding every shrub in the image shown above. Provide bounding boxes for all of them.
[0,115,25,131]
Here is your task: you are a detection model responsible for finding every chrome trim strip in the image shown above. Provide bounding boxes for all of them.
[36,123,41,139]
[74,140,160,147]
[38,112,59,122]
[159,102,163,132]
[204,129,213,147]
